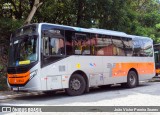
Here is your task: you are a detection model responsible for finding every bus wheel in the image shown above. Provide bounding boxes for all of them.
[126,71,138,88]
[66,74,86,96]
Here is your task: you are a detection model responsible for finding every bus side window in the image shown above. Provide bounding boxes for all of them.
[90,34,96,55]
[49,38,56,55]
[65,30,74,55]
[42,37,49,55]
[112,36,125,56]
[81,39,90,55]
[122,37,133,56]
[73,39,82,55]
[142,39,153,57]
[93,34,113,56]
[73,33,90,55]
[42,29,65,56]
[133,39,144,56]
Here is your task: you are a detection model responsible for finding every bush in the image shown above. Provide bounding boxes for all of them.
[0,18,23,91]
[0,54,8,91]
[0,76,8,91]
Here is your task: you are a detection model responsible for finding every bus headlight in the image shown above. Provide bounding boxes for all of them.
[30,70,37,80]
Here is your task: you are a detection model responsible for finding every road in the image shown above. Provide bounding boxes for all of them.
[0,81,160,115]
[0,81,160,106]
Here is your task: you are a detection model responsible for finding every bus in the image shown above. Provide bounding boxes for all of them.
[7,23,155,96]
[154,43,160,77]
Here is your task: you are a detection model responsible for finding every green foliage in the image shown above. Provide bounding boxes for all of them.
[0,18,23,91]
[0,75,8,91]
[156,23,160,29]
[0,18,23,43]
[0,53,8,91]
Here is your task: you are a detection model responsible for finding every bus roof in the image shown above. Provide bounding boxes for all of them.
[39,23,129,37]
[127,35,152,41]
[38,23,152,40]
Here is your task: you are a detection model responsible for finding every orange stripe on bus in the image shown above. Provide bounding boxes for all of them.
[7,71,30,85]
[112,62,155,77]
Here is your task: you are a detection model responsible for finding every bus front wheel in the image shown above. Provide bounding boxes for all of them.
[66,74,86,96]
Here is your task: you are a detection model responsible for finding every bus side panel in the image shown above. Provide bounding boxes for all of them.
[40,56,104,90]
[103,56,128,85]
[40,56,155,91]
[103,56,155,85]
[40,61,66,90]
[68,56,104,87]
[138,61,155,80]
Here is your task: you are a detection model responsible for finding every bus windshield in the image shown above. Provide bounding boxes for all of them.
[8,35,38,67]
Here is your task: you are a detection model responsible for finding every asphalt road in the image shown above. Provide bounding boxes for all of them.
[0,81,160,107]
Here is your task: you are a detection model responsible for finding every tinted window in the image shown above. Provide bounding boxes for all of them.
[142,39,153,57]
[133,39,142,56]
[42,29,65,56]
[90,34,97,55]
[133,38,153,57]
[122,37,133,56]
[65,31,90,55]
[65,30,74,55]
[112,36,125,56]
[95,34,113,56]
[41,28,65,67]
[74,33,90,55]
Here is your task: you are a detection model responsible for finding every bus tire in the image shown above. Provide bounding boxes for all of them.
[66,74,86,96]
[126,71,138,88]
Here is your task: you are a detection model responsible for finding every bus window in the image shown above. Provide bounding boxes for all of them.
[112,36,125,56]
[142,39,153,57]
[133,38,153,57]
[122,37,133,56]
[90,34,96,55]
[133,39,144,56]
[65,30,74,55]
[43,37,49,55]
[73,33,90,55]
[42,29,65,56]
[94,34,113,56]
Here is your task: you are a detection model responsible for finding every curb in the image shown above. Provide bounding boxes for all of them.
[149,77,160,82]
[0,92,41,100]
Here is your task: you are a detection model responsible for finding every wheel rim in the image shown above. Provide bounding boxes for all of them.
[70,78,81,91]
[129,74,136,86]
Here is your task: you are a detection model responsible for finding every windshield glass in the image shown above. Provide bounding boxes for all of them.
[9,35,38,67]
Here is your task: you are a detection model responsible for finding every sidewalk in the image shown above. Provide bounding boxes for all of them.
[0,91,41,100]
[0,91,22,100]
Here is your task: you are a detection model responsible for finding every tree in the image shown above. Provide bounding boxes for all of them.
[24,0,43,25]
